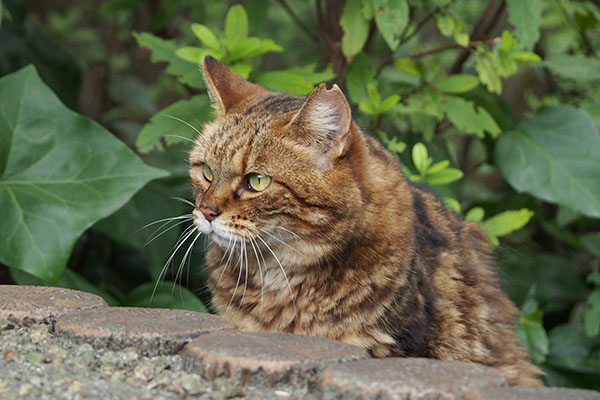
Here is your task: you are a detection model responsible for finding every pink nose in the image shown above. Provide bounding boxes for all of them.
[199,206,221,222]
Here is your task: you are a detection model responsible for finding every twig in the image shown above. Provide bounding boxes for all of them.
[277,0,320,43]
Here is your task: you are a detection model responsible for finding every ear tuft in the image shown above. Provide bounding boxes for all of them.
[202,56,267,115]
[290,83,352,162]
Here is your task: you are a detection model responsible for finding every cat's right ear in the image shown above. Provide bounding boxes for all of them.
[202,56,267,115]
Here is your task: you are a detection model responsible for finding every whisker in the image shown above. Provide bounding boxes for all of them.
[164,134,195,143]
[241,238,249,303]
[257,227,300,254]
[256,235,297,316]
[162,114,202,136]
[169,197,196,207]
[217,236,236,286]
[172,230,202,296]
[138,214,193,231]
[277,226,301,239]
[225,233,245,314]
[145,218,193,246]
[151,224,197,303]
[249,237,265,314]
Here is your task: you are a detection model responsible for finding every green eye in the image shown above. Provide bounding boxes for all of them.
[247,173,271,192]
[202,164,214,182]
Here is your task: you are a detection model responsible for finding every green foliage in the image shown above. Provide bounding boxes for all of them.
[0,66,167,282]
[1,0,600,389]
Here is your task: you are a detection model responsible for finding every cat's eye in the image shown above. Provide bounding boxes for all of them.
[202,164,214,182]
[247,173,271,192]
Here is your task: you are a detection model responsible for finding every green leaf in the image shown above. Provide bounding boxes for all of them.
[474,49,502,94]
[585,289,600,338]
[175,46,213,64]
[444,197,461,213]
[191,23,220,52]
[123,281,208,312]
[582,233,600,258]
[482,208,534,238]
[134,32,205,89]
[284,64,335,85]
[373,0,409,51]
[588,268,600,286]
[465,207,485,222]
[506,0,542,50]
[433,74,479,93]
[427,168,463,185]
[545,54,600,82]
[254,71,314,96]
[137,95,211,153]
[495,105,600,218]
[517,302,549,364]
[444,96,501,138]
[510,51,542,62]
[427,160,450,174]
[393,57,424,78]
[366,83,381,107]
[380,95,400,112]
[547,324,600,374]
[347,54,376,103]
[340,0,370,59]
[237,38,283,60]
[225,4,248,42]
[412,143,430,175]
[0,66,168,282]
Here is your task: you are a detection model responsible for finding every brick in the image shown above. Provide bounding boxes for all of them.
[56,307,235,355]
[0,285,108,327]
[182,331,368,385]
[321,358,508,400]
[479,387,600,400]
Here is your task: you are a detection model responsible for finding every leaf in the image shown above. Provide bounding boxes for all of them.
[238,38,283,60]
[136,95,212,153]
[285,64,335,85]
[465,207,485,222]
[482,208,534,238]
[495,105,600,218]
[412,143,430,175]
[373,0,409,51]
[191,23,220,52]
[588,268,600,286]
[175,46,213,64]
[444,96,501,138]
[433,74,479,93]
[474,49,502,94]
[582,233,600,258]
[545,54,600,82]
[254,71,314,96]
[517,304,549,364]
[340,0,370,59]
[427,168,463,185]
[346,54,376,104]
[123,281,208,312]
[393,57,424,78]
[134,32,205,89]
[510,51,542,62]
[225,4,248,42]
[547,324,600,374]
[585,289,600,338]
[0,66,168,282]
[506,0,542,50]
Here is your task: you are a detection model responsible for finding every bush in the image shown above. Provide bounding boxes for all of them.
[1,0,599,389]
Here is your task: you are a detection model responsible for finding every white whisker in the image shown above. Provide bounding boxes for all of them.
[162,114,202,136]
[138,214,193,231]
[256,235,297,316]
[145,218,192,246]
[257,227,300,254]
[249,237,265,314]
[226,233,245,314]
[169,197,196,207]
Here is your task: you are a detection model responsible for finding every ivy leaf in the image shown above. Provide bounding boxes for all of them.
[191,23,220,52]
[225,4,248,43]
[373,0,409,51]
[444,96,501,138]
[123,281,208,312]
[482,208,534,239]
[545,54,600,82]
[0,66,168,282]
[136,95,212,154]
[340,0,370,60]
[495,105,600,218]
[433,74,479,93]
[585,289,600,338]
[506,0,542,50]
[134,32,205,89]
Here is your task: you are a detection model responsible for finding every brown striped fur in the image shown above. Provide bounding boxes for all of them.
[189,56,543,386]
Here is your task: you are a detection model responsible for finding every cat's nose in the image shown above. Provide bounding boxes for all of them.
[199,206,221,222]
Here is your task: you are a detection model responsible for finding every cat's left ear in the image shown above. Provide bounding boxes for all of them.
[289,83,352,167]
[202,56,267,115]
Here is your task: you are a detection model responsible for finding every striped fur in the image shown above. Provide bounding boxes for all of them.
[189,57,543,386]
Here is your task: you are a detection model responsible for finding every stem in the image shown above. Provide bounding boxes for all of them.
[277,0,320,43]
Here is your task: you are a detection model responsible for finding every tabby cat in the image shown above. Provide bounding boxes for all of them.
[189,56,542,386]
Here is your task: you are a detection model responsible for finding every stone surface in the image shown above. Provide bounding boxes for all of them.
[320,358,508,400]
[0,285,108,327]
[56,307,236,355]
[182,331,369,385]
[480,387,600,400]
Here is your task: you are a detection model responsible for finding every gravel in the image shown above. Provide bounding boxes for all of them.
[0,320,323,399]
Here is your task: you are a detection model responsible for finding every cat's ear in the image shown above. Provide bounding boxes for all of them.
[289,83,352,166]
[202,56,267,115]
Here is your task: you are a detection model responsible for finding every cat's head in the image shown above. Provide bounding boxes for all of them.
[190,56,363,265]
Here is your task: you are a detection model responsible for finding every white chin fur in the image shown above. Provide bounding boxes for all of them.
[192,210,235,248]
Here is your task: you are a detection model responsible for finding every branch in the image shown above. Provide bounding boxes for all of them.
[277,0,320,43]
